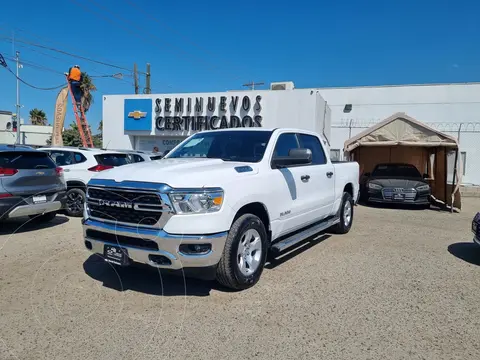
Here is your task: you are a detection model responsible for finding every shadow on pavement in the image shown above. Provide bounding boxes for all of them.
[448,242,480,266]
[266,234,331,269]
[83,254,228,297]
[0,215,69,235]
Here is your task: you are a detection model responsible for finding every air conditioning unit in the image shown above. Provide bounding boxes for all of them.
[270,81,295,91]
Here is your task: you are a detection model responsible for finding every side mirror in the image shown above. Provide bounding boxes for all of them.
[272,148,312,168]
[363,172,371,177]
[423,173,429,179]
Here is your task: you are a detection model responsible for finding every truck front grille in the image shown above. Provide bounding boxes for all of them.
[86,187,164,226]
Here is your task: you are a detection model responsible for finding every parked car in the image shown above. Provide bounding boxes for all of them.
[39,147,131,217]
[113,149,164,163]
[82,128,359,290]
[472,212,480,246]
[360,163,431,207]
[0,144,66,223]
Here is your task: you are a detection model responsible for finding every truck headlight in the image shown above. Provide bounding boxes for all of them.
[169,190,224,214]
[416,184,430,191]
[368,182,382,190]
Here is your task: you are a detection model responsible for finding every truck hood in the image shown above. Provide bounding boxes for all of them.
[91,158,259,188]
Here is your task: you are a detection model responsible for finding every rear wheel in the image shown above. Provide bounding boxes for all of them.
[216,214,268,290]
[65,188,85,217]
[29,212,56,223]
[331,192,354,234]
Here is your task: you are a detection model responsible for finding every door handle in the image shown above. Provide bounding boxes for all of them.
[301,175,310,182]
[326,172,333,178]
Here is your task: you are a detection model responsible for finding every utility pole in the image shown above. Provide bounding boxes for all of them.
[242,81,264,90]
[15,51,21,144]
[145,63,151,94]
[133,63,139,94]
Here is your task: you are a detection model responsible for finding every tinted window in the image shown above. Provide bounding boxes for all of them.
[167,130,273,163]
[273,133,298,157]
[94,153,130,167]
[372,164,422,178]
[133,154,145,163]
[73,152,87,164]
[0,151,56,169]
[298,134,327,165]
[48,151,74,166]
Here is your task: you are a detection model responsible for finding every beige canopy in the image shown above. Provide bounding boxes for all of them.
[344,112,458,152]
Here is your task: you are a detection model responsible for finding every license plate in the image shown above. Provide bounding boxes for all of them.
[32,195,47,204]
[104,245,130,266]
[393,193,405,200]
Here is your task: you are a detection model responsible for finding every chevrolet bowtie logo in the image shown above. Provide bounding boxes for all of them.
[128,110,147,120]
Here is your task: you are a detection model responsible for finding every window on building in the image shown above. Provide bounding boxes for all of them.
[330,149,341,162]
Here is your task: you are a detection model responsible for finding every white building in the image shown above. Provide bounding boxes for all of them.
[102,82,480,186]
[319,83,480,185]
[0,110,53,147]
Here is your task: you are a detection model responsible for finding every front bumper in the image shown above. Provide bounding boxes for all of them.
[0,191,67,219]
[367,189,430,205]
[83,218,228,270]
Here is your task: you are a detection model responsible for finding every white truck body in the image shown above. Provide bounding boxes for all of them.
[83,128,359,289]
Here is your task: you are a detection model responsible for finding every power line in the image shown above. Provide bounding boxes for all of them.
[0,24,138,75]
[0,53,65,90]
[0,35,142,75]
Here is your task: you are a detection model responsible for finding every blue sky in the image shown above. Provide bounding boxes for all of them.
[0,0,479,133]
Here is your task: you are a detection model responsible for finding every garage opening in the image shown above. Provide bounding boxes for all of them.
[344,112,462,211]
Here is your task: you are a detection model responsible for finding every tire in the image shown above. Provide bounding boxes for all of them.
[29,211,56,223]
[216,214,268,290]
[65,188,86,217]
[331,192,354,234]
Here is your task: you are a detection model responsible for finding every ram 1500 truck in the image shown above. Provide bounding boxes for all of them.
[83,128,359,290]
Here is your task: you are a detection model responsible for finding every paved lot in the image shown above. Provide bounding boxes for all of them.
[1,199,479,360]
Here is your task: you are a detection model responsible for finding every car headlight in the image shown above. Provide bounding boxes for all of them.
[368,182,382,190]
[416,184,430,191]
[169,190,224,214]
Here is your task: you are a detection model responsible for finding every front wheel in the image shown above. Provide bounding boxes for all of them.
[331,192,354,234]
[216,214,268,290]
[65,188,86,217]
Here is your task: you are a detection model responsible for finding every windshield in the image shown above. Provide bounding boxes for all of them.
[372,164,422,178]
[167,130,273,163]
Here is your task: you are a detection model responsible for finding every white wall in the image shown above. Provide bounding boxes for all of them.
[103,89,330,150]
[318,83,480,185]
[0,112,52,146]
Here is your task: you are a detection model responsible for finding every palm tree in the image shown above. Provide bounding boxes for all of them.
[80,72,97,113]
[29,108,47,126]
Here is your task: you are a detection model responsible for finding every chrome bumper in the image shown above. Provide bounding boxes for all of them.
[8,201,62,218]
[83,219,228,270]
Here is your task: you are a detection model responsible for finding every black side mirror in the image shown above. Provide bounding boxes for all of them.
[272,148,312,168]
[423,173,429,179]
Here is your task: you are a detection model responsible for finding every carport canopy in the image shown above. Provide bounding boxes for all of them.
[344,112,458,152]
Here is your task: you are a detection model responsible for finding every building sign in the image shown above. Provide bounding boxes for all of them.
[154,95,263,132]
[124,99,152,131]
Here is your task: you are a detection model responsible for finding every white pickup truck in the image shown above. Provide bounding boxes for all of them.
[82,128,359,290]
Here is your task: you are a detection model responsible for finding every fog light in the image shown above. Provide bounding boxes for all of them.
[179,244,212,255]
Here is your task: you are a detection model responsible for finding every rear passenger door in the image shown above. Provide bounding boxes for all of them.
[296,133,335,221]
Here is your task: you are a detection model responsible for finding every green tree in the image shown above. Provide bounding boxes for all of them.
[29,108,47,126]
[80,72,97,113]
[46,123,100,147]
